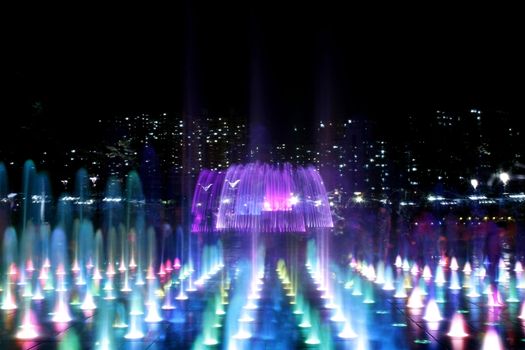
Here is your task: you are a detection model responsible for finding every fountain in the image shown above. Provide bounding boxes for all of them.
[2,158,525,348]
[191,163,333,233]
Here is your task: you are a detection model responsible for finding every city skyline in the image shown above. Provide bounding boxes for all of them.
[1,107,523,201]
[2,5,524,198]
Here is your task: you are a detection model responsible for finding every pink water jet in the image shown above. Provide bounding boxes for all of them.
[80,290,97,310]
[481,328,503,350]
[450,257,459,271]
[423,299,442,322]
[16,305,39,339]
[51,291,72,323]
[407,287,424,309]
[447,312,468,338]
[487,286,504,307]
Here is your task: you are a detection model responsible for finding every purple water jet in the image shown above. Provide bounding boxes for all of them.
[192,163,333,232]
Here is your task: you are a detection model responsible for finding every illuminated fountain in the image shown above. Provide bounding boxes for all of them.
[191,162,336,348]
[3,157,525,348]
[0,161,229,348]
[191,162,333,233]
[447,313,469,338]
[482,327,504,350]
[0,161,336,349]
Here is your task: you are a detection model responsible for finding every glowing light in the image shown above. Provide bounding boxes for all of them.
[394,255,402,268]
[407,287,424,309]
[423,299,442,322]
[16,325,39,340]
[176,289,188,300]
[173,258,181,270]
[394,277,408,298]
[463,262,472,275]
[449,270,461,290]
[447,313,468,337]
[145,304,163,323]
[422,265,432,280]
[93,268,103,280]
[402,259,410,271]
[467,275,481,298]
[124,329,144,339]
[162,291,175,310]
[1,287,18,310]
[305,332,320,345]
[51,293,72,323]
[71,259,80,273]
[32,285,44,300]
[338,322,357,339]
[481,328,503,350]
[80,291,97,310]
[487,287,504,307]
[499,172,510,185]
[435,265,446,286]
[239,312,254,323]
[192,163,333,233]
[233,328,252,339]
[382,266,395,291]
[366,265,376,281]
[203,338,219,346]
[244,300,258,310]
[106,263,116,276]
[410,263,419,276]
[158,263,166,276]
[16,307,39,339]
[330,308,346,322]
[450,257,459,271]
[518,301,525,319]
[125,311,144,339]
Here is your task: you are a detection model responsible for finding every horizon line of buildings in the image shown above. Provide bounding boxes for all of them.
[0,108,523,200]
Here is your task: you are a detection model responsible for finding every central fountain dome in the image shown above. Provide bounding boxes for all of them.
[191,163,333,233]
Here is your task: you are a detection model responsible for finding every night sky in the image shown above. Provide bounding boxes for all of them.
[3,5,524,145]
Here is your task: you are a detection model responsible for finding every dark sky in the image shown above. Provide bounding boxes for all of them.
[3,4,524,143]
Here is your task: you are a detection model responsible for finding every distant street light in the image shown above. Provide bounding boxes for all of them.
[470,179,479,190]
[90,176,98,187]
[499,172,510,186]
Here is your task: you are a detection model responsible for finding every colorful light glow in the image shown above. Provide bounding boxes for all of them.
[423,299,442,322]
[338,322,357,339]
[192,163,333,232]
[447,313,469,337]
[482,328,504,350]
[407,287,424,309]
[16,305,39,339]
